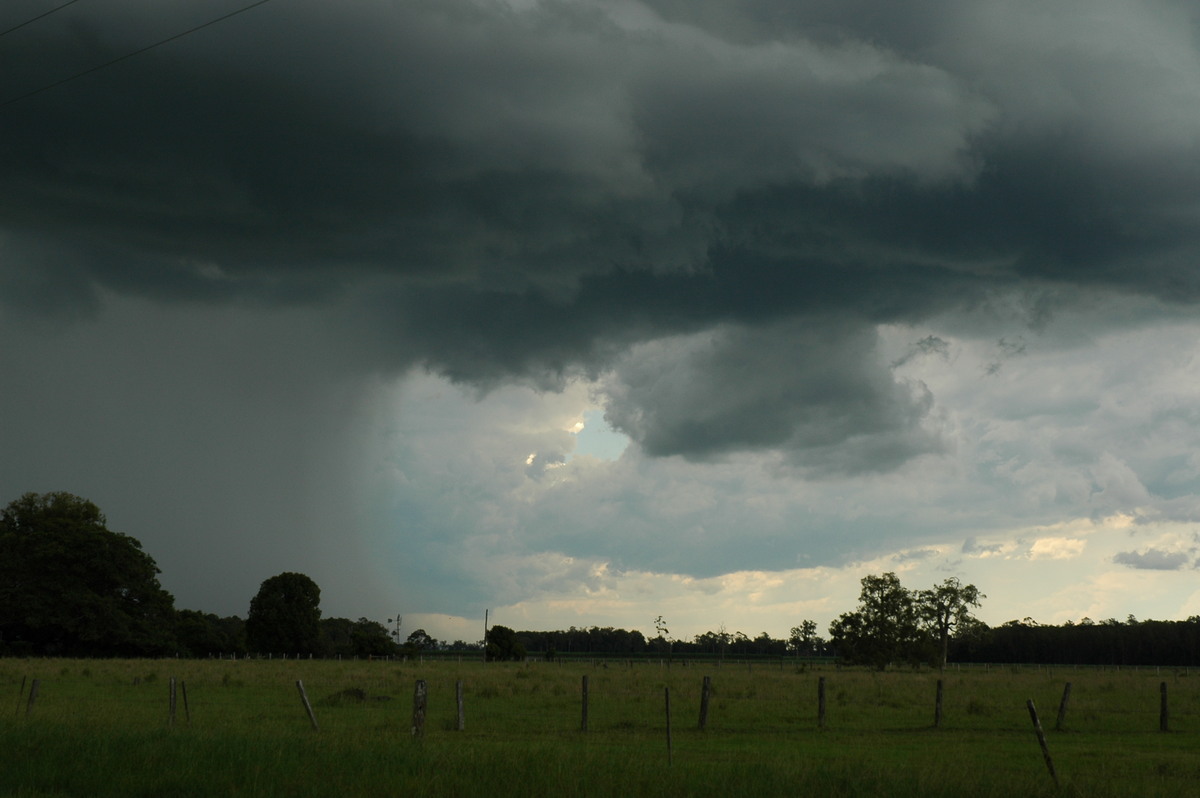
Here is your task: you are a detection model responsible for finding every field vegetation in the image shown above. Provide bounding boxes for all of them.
[3,657,1199,797]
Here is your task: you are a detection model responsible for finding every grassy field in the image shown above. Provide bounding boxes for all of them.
[2,658,1198,797]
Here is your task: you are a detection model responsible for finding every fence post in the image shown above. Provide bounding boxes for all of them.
[581,675,589,733]
[296,680,319,731]
[934,679,943,728]
[1026,699,1059,787]
[25,679,39,717]
[411,680,427,737]
[698,676,711,730]
[817,676,826,729]
[181,680,191,725]
[1055,682,1071,731]
[665,686,673,766]
[456,680,465,731]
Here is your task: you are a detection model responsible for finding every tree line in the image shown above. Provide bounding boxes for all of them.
[509,575,1200,669]
[0,492,461,659]
[7,491,1200,666]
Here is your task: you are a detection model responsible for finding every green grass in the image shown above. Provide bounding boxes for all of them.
[0,659,1197,796]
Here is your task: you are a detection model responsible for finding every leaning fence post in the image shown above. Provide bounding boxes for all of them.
[296,680,319,731]
[25,679,39,717]
[1026,699,1059,787]
[1160,681,1169,732]
[181,680,191,725]
[1055,682,1072,731]
[698,676,711,730]
[411,679,427,737]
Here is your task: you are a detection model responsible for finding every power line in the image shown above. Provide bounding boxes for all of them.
[0,0,85,39]
[0,0,275,109]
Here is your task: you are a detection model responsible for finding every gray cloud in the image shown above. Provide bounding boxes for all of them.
[1113,549,1192,571]
[962,538,1005,556]
[600,318,944,472]
[4,2,1197,335]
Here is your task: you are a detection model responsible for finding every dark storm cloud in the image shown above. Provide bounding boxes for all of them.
[600,318,943,471]
[4,0,1200,466]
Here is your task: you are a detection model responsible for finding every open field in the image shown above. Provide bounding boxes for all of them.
[2,658,1199,797]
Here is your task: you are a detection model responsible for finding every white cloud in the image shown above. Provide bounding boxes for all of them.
[1029,537,1087,560]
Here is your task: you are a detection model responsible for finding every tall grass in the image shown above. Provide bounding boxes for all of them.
[1,659,1197,796]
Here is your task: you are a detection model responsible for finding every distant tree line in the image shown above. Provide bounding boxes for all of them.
[510,626,809,660]
[7,491,1200,666]
[0,491,462,659]
[950,616,1200,667]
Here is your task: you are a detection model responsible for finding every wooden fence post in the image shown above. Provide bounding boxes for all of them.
[1055,682,1071,731]
[181,681,191,725]
[296,680,319,731]
[25,679,40,717]
[1026,699,1059,788]
[934,679,943,728]
[665,686,673,767]
[698,676,711,730]
[1160,682,1169,732]
[581,675,589,732]
[411,680,427,737]
[817,676,826,729]
[456,680,465,731]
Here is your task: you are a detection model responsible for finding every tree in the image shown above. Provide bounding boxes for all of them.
[245,572,322,655]
[353,618,397,657]
[916,577,984,670]
[789,619,823,658]
[828,572,922,669]
[651,614,672,658]
[177,610,245,657]
[319,616,356,656]
[0,491,177,656]
[403,628,434,658]
[485,624,525,661]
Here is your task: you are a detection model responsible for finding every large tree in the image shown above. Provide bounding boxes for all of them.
[353,618,397,657]
[0,491,177,656]
[317,616,395,657]
[789,619,825,658]
[917,577,985,671]
[245,572,322,655]
[828,572,923,669]
[485,624,525,661]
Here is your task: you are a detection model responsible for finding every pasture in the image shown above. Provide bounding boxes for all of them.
[2,657,1198,796]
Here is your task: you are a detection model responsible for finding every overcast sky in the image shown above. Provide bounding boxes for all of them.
[4,0,1200,644]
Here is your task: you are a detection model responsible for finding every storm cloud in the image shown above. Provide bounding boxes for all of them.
[4,0,1200,631]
